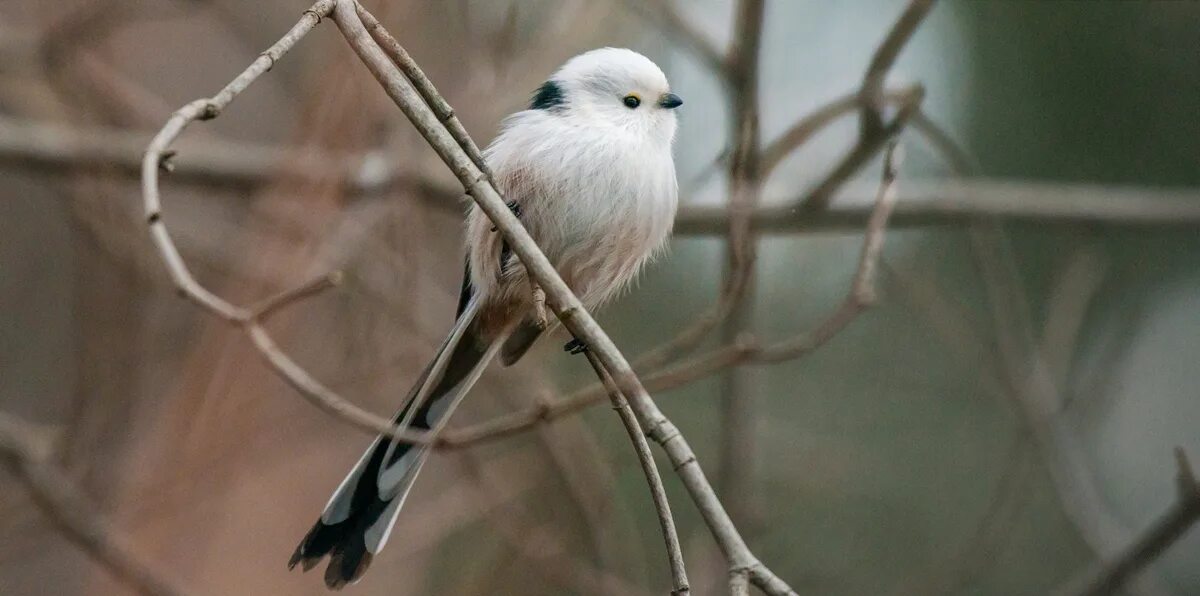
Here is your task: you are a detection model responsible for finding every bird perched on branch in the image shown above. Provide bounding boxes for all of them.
[290,47,682,588]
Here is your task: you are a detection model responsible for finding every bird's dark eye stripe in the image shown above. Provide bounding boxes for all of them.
[623,95,641,109]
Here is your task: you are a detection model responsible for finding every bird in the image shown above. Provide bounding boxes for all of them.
[289,47,682,589]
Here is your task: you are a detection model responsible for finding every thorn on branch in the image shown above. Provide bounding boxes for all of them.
[249,270,344,322]
[157,150,176,173]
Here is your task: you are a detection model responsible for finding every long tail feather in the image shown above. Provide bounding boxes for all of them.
[289,299,500,588]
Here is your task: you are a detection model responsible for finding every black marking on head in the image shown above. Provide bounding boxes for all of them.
[530,80,565,111]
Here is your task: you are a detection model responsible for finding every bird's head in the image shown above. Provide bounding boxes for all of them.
[530,48,681,143]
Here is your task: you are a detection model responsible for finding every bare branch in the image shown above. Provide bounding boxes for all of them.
[139,0,439,447]
[354,4,491,180]
[584,351,690,596]
[859,0,936,134]
[794,84,924,214]
[1057,449,1200,596]
[761,89,916,174]
[616,0,726,76]
[249,271,344,321]
[754,141,902,361]
[0,116,457,197]
[9,116,1200,235]
[0,413,190,596]
[673,177,1200,234]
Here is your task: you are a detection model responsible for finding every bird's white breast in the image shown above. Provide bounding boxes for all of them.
[470,109,677,311]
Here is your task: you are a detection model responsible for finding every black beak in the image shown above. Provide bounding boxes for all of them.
[658,93,683,109]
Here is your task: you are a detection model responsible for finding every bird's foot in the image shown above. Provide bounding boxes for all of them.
[563,338,588,355]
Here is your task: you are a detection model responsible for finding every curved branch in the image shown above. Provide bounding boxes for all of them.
[139,0,437,446]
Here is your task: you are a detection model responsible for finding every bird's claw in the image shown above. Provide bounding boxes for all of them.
[563,338,588,355]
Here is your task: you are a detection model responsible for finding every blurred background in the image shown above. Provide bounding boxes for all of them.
[2,1,1199,595]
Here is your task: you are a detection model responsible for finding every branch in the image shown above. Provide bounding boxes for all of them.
[760,89,916,174]
[1057,449,1200,596]
[353,4,492,180]
[616,0,726,76]
[10,116,1200,234]
[140,0,437,447]
[672,177,1200,234]
[584,351,689,596]
[763,0,933,214]
[329,1,795,592]
[0,413,190,596]
[794,84,924,214]
[0,116,455,197]
[859,0,936,135]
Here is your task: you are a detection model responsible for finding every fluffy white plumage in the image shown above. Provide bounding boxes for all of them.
[468,47,680,334]
[291,47,681,589]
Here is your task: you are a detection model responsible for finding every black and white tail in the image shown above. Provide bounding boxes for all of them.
[288,299,500,589]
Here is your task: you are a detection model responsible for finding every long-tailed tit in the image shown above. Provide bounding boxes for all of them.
[289,47,682,588]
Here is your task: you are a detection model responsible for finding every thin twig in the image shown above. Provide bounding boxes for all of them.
[1057,449,1200,596]
[859,0,936,135]
[794,84,924,214]
[0,413,190,596]
[249,271,343,321]
[584,351,690,596]
[760,89,917,175]
[354,4,491,180]
[615,0,726,76]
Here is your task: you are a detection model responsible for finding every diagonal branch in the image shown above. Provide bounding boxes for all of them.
[615,0,727,76]
[584,350,690,596]
[1056,449,1200,596]
[0,412,191,596]
[859,0,936,135]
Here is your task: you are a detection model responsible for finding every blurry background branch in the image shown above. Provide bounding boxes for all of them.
[1057,449,1200,596]
[6,115,1200,234]
[0,413,190,596]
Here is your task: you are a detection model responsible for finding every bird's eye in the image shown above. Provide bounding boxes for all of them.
[622,94,641,109]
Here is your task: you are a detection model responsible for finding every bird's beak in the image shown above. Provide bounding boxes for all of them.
[658,93,683,109]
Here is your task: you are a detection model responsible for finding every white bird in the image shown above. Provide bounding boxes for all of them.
[289,47,682,588]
